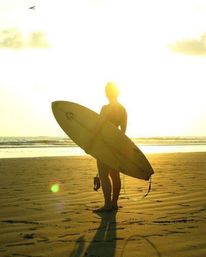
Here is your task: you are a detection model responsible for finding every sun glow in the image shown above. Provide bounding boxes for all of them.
[0,0,206,137]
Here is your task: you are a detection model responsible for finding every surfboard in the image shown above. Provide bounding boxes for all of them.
[52,101,154,180]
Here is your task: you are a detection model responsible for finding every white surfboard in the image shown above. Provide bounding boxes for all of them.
[52,101,154,180]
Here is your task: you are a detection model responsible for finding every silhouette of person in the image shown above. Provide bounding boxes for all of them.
[92,82,127,212]
[68,212,117,257]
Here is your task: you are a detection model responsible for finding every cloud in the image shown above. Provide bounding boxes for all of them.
[28,31,50,48]
[170,34,206,56]
[0,28,50,49]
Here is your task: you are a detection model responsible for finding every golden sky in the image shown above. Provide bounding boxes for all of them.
[0,0,206,137]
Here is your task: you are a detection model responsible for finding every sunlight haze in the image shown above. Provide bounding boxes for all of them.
[0,0,206,137]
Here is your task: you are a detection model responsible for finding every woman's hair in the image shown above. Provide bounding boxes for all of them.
[105,81,119,99]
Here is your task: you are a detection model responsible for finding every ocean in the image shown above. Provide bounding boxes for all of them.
[0,136,206,158]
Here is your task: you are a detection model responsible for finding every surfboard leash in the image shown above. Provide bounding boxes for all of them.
[122,175,152,201]
[143,176,152,198]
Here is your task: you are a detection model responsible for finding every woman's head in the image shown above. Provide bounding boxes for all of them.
[105,81,119,102]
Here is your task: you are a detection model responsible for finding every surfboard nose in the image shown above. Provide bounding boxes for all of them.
[52,101,60,110]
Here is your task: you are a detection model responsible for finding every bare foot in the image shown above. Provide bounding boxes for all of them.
[112,205,118,211]
[113,205,123,211]
[112,202,118,210]
[93,206,113,213]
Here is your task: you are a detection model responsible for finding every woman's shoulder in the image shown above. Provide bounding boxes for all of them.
[117,102,127,114]
[101,102,126,114]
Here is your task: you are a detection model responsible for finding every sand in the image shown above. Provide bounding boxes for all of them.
[0,152,206,257]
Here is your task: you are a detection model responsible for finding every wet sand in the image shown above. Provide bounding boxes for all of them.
[0,152,206,257]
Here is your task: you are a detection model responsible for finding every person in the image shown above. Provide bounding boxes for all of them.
[88,82,127,212]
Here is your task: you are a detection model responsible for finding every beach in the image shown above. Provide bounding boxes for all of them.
[1,152,206,257]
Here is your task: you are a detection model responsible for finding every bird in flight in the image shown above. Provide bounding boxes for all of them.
[29,6,35,10]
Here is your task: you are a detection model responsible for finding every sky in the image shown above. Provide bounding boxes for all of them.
[0,0,206,137]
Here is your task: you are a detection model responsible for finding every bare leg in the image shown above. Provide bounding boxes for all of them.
[99,168,113,209]
[110,170,121,209]
[94,161,113,212]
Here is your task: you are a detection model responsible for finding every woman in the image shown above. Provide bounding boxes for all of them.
[93,82,127,212]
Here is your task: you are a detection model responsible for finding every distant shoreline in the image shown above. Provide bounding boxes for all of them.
[0,136,206,158]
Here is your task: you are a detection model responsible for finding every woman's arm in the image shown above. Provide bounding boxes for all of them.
[120,107,127,134]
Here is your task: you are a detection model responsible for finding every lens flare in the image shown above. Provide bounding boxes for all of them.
[51,183,59,193]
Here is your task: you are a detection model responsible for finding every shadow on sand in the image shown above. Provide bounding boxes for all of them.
[69,211,117,257]
[68,211,162,257]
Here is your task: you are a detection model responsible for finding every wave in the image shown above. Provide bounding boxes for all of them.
[133,137,206,146]
[0,136,206,149]
[0,137,77,148]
